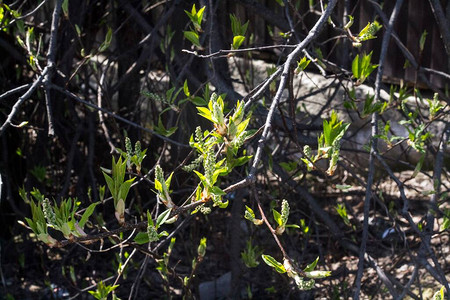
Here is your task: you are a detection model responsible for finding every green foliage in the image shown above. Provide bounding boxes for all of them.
[301,111,349,175]
[134,209,171,244]
[23,189,97,246]
[272,199,296,235]
[154,116,178,137]
[24,192,57,247]
[88,281,119,300]
[184,31,201,48]
[193,148,228,208]
[357,21,382,42]
[241,239,263,268]
[361,94,387,117]
[349,20,382,47]
[184,5,205,48]
[440,208,449,232]
[30,165,47,184]
[295,56,311,73]
[189,94,254,211]
[185,5,205,32]
[44,197,94,239]
[299,219,310,235]
[154,165,175,208]
[230,14,249,50]
[262,255,330,290]
[352,52,378,85]
[102,157,135,224]
[374,120,403,149]
[336,203,351,227]
[244,205,263,226]
[197,93,227,135]
[117,137,147,174]
[99,27,113,52]
[399,120,431,154]
[156,237,176,292]
[197,237,207,259]
[427,93,444,120]
[419,30,428,53]
[261,254,286,273]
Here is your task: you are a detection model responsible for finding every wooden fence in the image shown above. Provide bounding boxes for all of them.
[231,0,449,89]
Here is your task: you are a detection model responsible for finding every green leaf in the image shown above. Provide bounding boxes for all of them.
[261,255,286,273]
[272,209,282,227]
[184,31,201,48]
[296,56,311,72]
[285,224,301,229]
[193,170,207,186]
[197,106,213,122]
[412,153,425,177]
[191,96,208,106]
[155,117,178,137]
[155,178,162,193]
[117,177,135,205]
[165,172,173,189]
[78,202,98,229]
[352,52,378,84]
[211,186,226,196]
[156,209,172,228]
[230,14,249,36]
[103,173,115,198]
[62,0,69,16]
[196,6,206,26]
[99,27,113,52]
[358,21,382,41]
[134,232,150,244]
[183,80,190,97]
[419,30,428,52]
[303,256,319,272]
[244,206,255,220]
[232,35,245,50]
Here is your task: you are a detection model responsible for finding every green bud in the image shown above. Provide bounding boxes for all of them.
[135,141,141,156]
[197,237,207,258]
[125,137,133,156]
[42,198,56,226]
[281,199,289,226]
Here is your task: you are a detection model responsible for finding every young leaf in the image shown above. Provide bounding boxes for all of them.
[99,27,113,52]
[232,35,245,50]
[184,31,201,48]
[303,256,319,272]
[134,232,150,244]
[156,209,172,228]
[273,209,282,227]
[78,202,98,229]
[262,254,286,273]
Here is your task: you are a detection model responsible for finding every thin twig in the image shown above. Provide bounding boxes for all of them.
[0,67,48,136]
[0,84,31,100]
[182,44,297,58]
